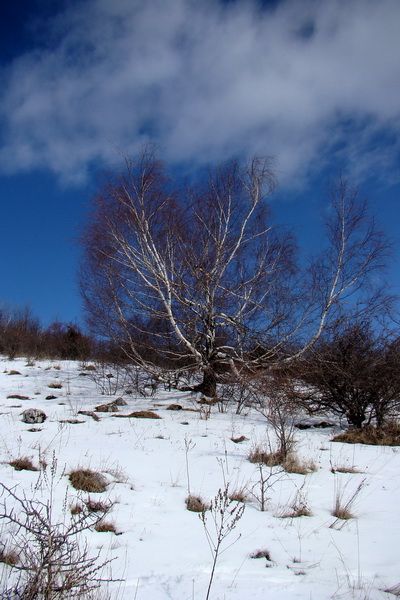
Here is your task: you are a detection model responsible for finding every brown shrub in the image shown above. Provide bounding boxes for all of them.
[7,394,29,400]
[69,469,108,493]
[48,382,62,389]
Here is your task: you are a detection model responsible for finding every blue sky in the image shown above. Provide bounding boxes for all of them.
[0,0,399,326]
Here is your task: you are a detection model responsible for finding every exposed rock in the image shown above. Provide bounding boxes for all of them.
[95,402,119,412]
[114,397,128,406]
[21,408,47,424]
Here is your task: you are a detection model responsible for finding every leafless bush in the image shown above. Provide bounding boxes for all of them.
[82,359,132,396]
[0,464,118,599]
[302,322,400,428]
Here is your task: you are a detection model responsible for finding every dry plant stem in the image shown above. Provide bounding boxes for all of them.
[184,437,195,495]
[200,486,245,600]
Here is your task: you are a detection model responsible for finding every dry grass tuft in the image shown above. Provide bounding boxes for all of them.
[283,453,317,475]
[332,502,354,520]
[48,382,62,389]
[231,435,248,443]
[278,503,312,518]
[94,520,117,534]
[248,445,283,467]
[85,499,113,513]
[121,410,162,419]
[331,465,362,474]
[333,423,400,446]
[69,469,108,493]
[0,547,19,566]
[70,503,83,515]
[8,370,22,376]
[385,584,400,597]
[186,495,209,512]
[9,457,39,472]
[331,479,365,521]
[7,394,29,400]
[229,488,248,503]
[250,549,271,560]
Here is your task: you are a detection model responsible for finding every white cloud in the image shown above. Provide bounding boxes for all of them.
[0,0,399,185]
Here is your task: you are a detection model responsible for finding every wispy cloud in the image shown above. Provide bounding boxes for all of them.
[0,0,399,185]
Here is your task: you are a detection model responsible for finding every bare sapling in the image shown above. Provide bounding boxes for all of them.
[254,372,299,465]
[247,463,284,512]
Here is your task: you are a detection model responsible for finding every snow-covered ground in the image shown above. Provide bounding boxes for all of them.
[0,357,399,600]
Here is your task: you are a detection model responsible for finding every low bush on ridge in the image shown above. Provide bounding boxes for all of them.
[333,423,400,446]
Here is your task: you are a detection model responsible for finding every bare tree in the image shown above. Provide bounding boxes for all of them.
[80,149,391,395]
[0,305,42,359]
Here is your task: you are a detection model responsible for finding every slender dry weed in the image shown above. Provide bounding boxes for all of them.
[331,478,365,522]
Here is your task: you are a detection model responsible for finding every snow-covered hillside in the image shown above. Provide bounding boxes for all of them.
[0,357,399,600]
